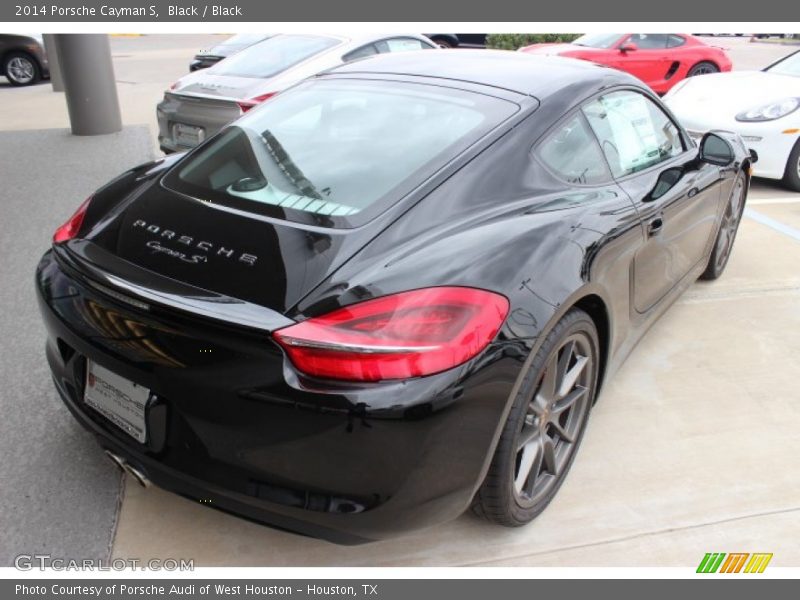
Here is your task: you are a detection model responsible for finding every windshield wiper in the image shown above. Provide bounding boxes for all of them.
[261,129,323,201]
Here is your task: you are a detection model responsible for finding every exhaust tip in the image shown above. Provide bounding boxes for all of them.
[103,449,151,488]
[123,463,151,488]
[104,449,126,472]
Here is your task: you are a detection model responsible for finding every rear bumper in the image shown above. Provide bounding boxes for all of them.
[35,249,522,543]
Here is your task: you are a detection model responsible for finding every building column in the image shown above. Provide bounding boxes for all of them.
[41,34,64,92]
[53,34,122,136]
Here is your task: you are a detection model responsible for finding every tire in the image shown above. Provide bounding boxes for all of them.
[700,170,747,280]
[782,139,800,192]
[3,52,42,86]
[687,61,720,77]
[473,308,599,526]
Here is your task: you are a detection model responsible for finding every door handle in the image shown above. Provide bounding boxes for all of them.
[648,216,664,237]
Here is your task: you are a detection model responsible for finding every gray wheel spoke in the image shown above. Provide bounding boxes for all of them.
[548,418,575,443]
[552,384,587,415]
[558,355,589,398]
[514,440,542,493]
[542,437,557,476]
[527,395,545,416]
[516,424,540,451]
[555,340,575,389]
[539,353,559,402]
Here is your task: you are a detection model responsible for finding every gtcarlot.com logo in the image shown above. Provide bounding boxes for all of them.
[14,554,194,571]
[697,552,773,573]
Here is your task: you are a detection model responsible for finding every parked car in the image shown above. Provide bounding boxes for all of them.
[189,34,273,71]
[0,33,49,86]
[665,49,800,191]
[424,34,488,48]
[39,50,751,543]
[519,33,732,94]
[158,33,437,153]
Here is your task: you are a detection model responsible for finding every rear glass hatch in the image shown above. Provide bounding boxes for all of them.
[162,77,520,229]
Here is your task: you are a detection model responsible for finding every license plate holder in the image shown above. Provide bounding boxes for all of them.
[172,122,205,148]
[84,361,149,443]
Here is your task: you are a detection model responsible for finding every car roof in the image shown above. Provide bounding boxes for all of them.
[264,32,432,49]
[327,49,636,97]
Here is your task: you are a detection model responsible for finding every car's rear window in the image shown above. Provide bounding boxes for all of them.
[209,35,339,78]
[163,78,518,228]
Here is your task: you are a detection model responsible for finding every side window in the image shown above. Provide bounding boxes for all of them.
[536,113,611,185]
[343,44,378,62]
[375,38,433,53]
[667,34,686,48]
[583,90,685,178]
[628,34,669,49]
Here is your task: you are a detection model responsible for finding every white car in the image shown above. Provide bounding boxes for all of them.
[157,33,437,153]
[665,49,800,191]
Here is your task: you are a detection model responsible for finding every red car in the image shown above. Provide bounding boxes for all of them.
[520,33,732,94]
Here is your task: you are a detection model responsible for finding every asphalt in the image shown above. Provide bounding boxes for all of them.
[0,127,154,566]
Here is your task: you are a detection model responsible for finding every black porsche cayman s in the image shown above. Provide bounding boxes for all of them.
[36,50,752,544]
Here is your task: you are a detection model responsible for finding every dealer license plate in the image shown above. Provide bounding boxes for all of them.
[84,361,149,443]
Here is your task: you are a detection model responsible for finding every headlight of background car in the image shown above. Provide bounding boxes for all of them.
[735,97,800,122]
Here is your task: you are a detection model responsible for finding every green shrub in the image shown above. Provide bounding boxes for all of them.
[485,34,581,51]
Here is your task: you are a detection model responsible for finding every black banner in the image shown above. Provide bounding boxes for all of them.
[4,580,797,600]
[1,0,793,22]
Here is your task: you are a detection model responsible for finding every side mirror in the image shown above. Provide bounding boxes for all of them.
[619,42,638,53]
[699,132,735,167]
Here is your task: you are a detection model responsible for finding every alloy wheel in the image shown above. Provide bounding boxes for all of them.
[513,333,594,506]
[714,174,746,271]
[7,57,35,84]
[691,65,714,75]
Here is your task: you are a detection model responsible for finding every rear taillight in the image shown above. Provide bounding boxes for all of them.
[53,197,92,244]
[272,287,509,382]
[237,92,276,113]
[169,82,178,90]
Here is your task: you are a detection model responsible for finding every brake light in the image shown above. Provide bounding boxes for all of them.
[169,82,178,90]
[272,287,509,382]
[237,92,276,113]
[53,197,92,244]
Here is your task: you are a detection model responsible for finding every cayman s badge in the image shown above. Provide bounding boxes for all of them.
[132,220,258,267]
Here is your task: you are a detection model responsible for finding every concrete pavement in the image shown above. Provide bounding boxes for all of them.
[0,128,154,566]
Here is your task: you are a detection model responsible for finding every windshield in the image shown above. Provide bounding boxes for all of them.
[572,33,624,48]
[766,51,800,77]
[209,35,340,78]
[163,79,518,228]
